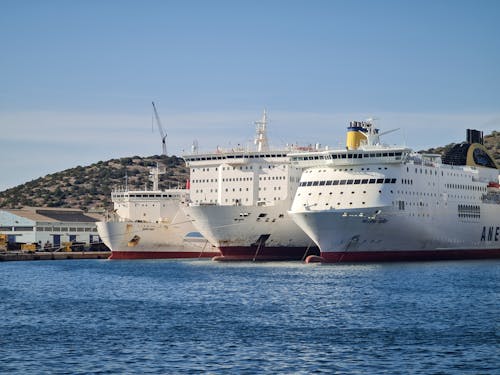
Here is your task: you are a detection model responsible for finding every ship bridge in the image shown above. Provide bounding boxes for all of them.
[289,147,410,168]
[183,151,291,167]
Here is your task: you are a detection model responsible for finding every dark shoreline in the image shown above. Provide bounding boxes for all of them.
[0,251,110,262]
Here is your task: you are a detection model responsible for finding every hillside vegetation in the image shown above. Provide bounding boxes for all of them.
[0,155,188,211]
[0,131,498,211]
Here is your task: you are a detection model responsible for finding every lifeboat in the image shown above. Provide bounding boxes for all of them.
[486,181,500,194]
[487,181,500,189]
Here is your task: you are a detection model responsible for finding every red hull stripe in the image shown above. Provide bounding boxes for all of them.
[218,246,320,261]
[109,251,220,260]
[320,249,500,263]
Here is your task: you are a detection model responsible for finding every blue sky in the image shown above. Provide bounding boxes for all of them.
[1,0,499,191]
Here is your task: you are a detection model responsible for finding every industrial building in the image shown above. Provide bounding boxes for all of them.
[0,207,106,251]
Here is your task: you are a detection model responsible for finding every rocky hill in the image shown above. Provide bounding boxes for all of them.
[484,131,500,162]
[0,131,498,212]
[0,155,188,211]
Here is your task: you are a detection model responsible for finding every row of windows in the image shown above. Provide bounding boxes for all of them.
[0,226,34,231]
[124,204,168,207]
[298,178,489,192]
[0,227,97,232]
[39,227,96,232]
[195,189,218,193]
[194,165,286,172]
[406,166,483,180]
[457,204,481,219]
[458,204,480,211]
[299,188,483,204]
[193,176,290,183]
[304,167,389,173]
[396,200,430,210]
[193,179,218,183]
[407,166,439,176]
[299,190,385,197]
[305,165,474,178]
[224,177,250,182]
[299,178,397,187]
[292,151,403,161]
[446,184,486,192]
[115,194,180,198]
[186,153,288,162]
[193,196,283,204]
[301,189,445,199]
[194,186,283,194]
[260,176,286,181]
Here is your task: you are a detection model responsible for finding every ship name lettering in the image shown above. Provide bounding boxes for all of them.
[480,226,500,242]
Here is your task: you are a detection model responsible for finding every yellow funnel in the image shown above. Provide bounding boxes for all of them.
[346,126,366,150]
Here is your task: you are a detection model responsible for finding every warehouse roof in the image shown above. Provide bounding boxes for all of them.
[2,207,102,223]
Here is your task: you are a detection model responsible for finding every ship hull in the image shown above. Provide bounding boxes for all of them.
[290,206,500,263]
[320,248,500,263]
[214,246,316,261]
[108,250,220,260]
[96,221,219,260]
[183,203,319,261]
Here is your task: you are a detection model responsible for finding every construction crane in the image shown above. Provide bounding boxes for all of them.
[152,101,167,156]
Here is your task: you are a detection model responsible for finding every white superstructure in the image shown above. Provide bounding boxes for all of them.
[182,111,319,260]
[96,165,218,259]
[289,122,500,262]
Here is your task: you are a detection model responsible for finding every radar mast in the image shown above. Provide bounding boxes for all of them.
[254,110,269,152]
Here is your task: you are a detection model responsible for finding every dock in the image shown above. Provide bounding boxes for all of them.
[0,251,110,262]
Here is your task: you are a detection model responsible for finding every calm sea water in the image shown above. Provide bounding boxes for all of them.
[0,259,498,374]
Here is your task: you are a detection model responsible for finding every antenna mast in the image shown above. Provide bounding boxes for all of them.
[254,109,269,152]
[149,163,165,191]
[191,140,199,154]
[152,101,167,156]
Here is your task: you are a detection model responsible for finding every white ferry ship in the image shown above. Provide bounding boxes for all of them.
[182,111,319,261]
[289,121,500,262]
[96,165,219,260]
